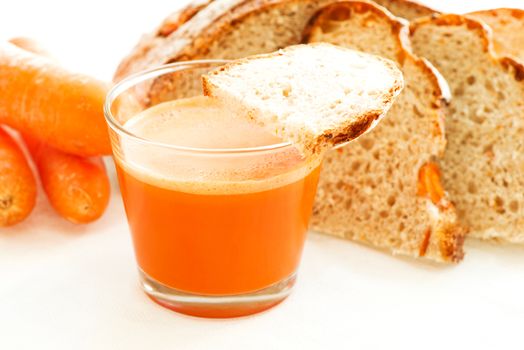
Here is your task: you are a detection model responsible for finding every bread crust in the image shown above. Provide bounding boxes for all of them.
[306,2,464,262]
[469,8,524,20]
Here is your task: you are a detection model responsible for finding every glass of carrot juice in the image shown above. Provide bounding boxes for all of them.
[104,61,322,318]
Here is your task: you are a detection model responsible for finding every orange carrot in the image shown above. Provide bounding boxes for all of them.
[0,127,37,226]
[24,136,110,224]
[417,162,445,205]
[10,38,111,224]
[0,42,111,157]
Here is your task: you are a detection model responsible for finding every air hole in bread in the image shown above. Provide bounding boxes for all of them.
[463,131,474,142]
[387,195,396,207]
[398,222,405,232]
[412,105,423,118]
[282,86,292,97]
[466,75,476,85]
[372,150,380,160]
[485,80,495,92]
[494,196,505,214]
[454,86,464,97]
[351,160,361,171]
[467,182,478,194]
[379,210,389,218]
[483,143,494,157]
[360,138,374,150]
[345,199,352,210]
[497,91,506,100]
[509,200,519,213]
[470,113,486,124]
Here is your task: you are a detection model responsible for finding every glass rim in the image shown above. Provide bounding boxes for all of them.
[104,60,294,155]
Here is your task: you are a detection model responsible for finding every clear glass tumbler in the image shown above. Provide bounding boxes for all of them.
[104,61,322,318]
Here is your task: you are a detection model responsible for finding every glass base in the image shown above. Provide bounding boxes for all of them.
[139,269,296,318]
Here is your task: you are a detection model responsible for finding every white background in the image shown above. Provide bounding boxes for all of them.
[1,1,524,349]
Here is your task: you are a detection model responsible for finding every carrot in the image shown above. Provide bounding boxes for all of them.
[0,42,111,157]
[24,136,110,224]
[10,38,111,224]
[417,162,445,205]
[0,127,37,226]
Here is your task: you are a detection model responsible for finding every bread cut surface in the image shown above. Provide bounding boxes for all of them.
[306,1,464,262]
[410,14,524,243]
[202,43,404,154]
[468,8,524,62]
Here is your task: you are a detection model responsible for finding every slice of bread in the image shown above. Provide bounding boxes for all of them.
[373,0,436,20]
[468,8,524,62]
[202,43,404,154]
[410,14,524,243]
[305,1,464,262]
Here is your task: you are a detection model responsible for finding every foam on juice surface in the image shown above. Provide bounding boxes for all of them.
[125,96,282,149]
[117,96,319,194]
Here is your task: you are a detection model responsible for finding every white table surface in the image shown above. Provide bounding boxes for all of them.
[1,1,524,349]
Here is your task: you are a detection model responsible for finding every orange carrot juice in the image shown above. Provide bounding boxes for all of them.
[114,96,321,310]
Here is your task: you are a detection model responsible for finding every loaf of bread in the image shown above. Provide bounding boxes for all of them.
[411,14,524,243]
[305,1,464,262]
[468,8,524,62]
[203,43,404,154]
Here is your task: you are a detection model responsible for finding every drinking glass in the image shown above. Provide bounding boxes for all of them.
[104,61,322,318]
